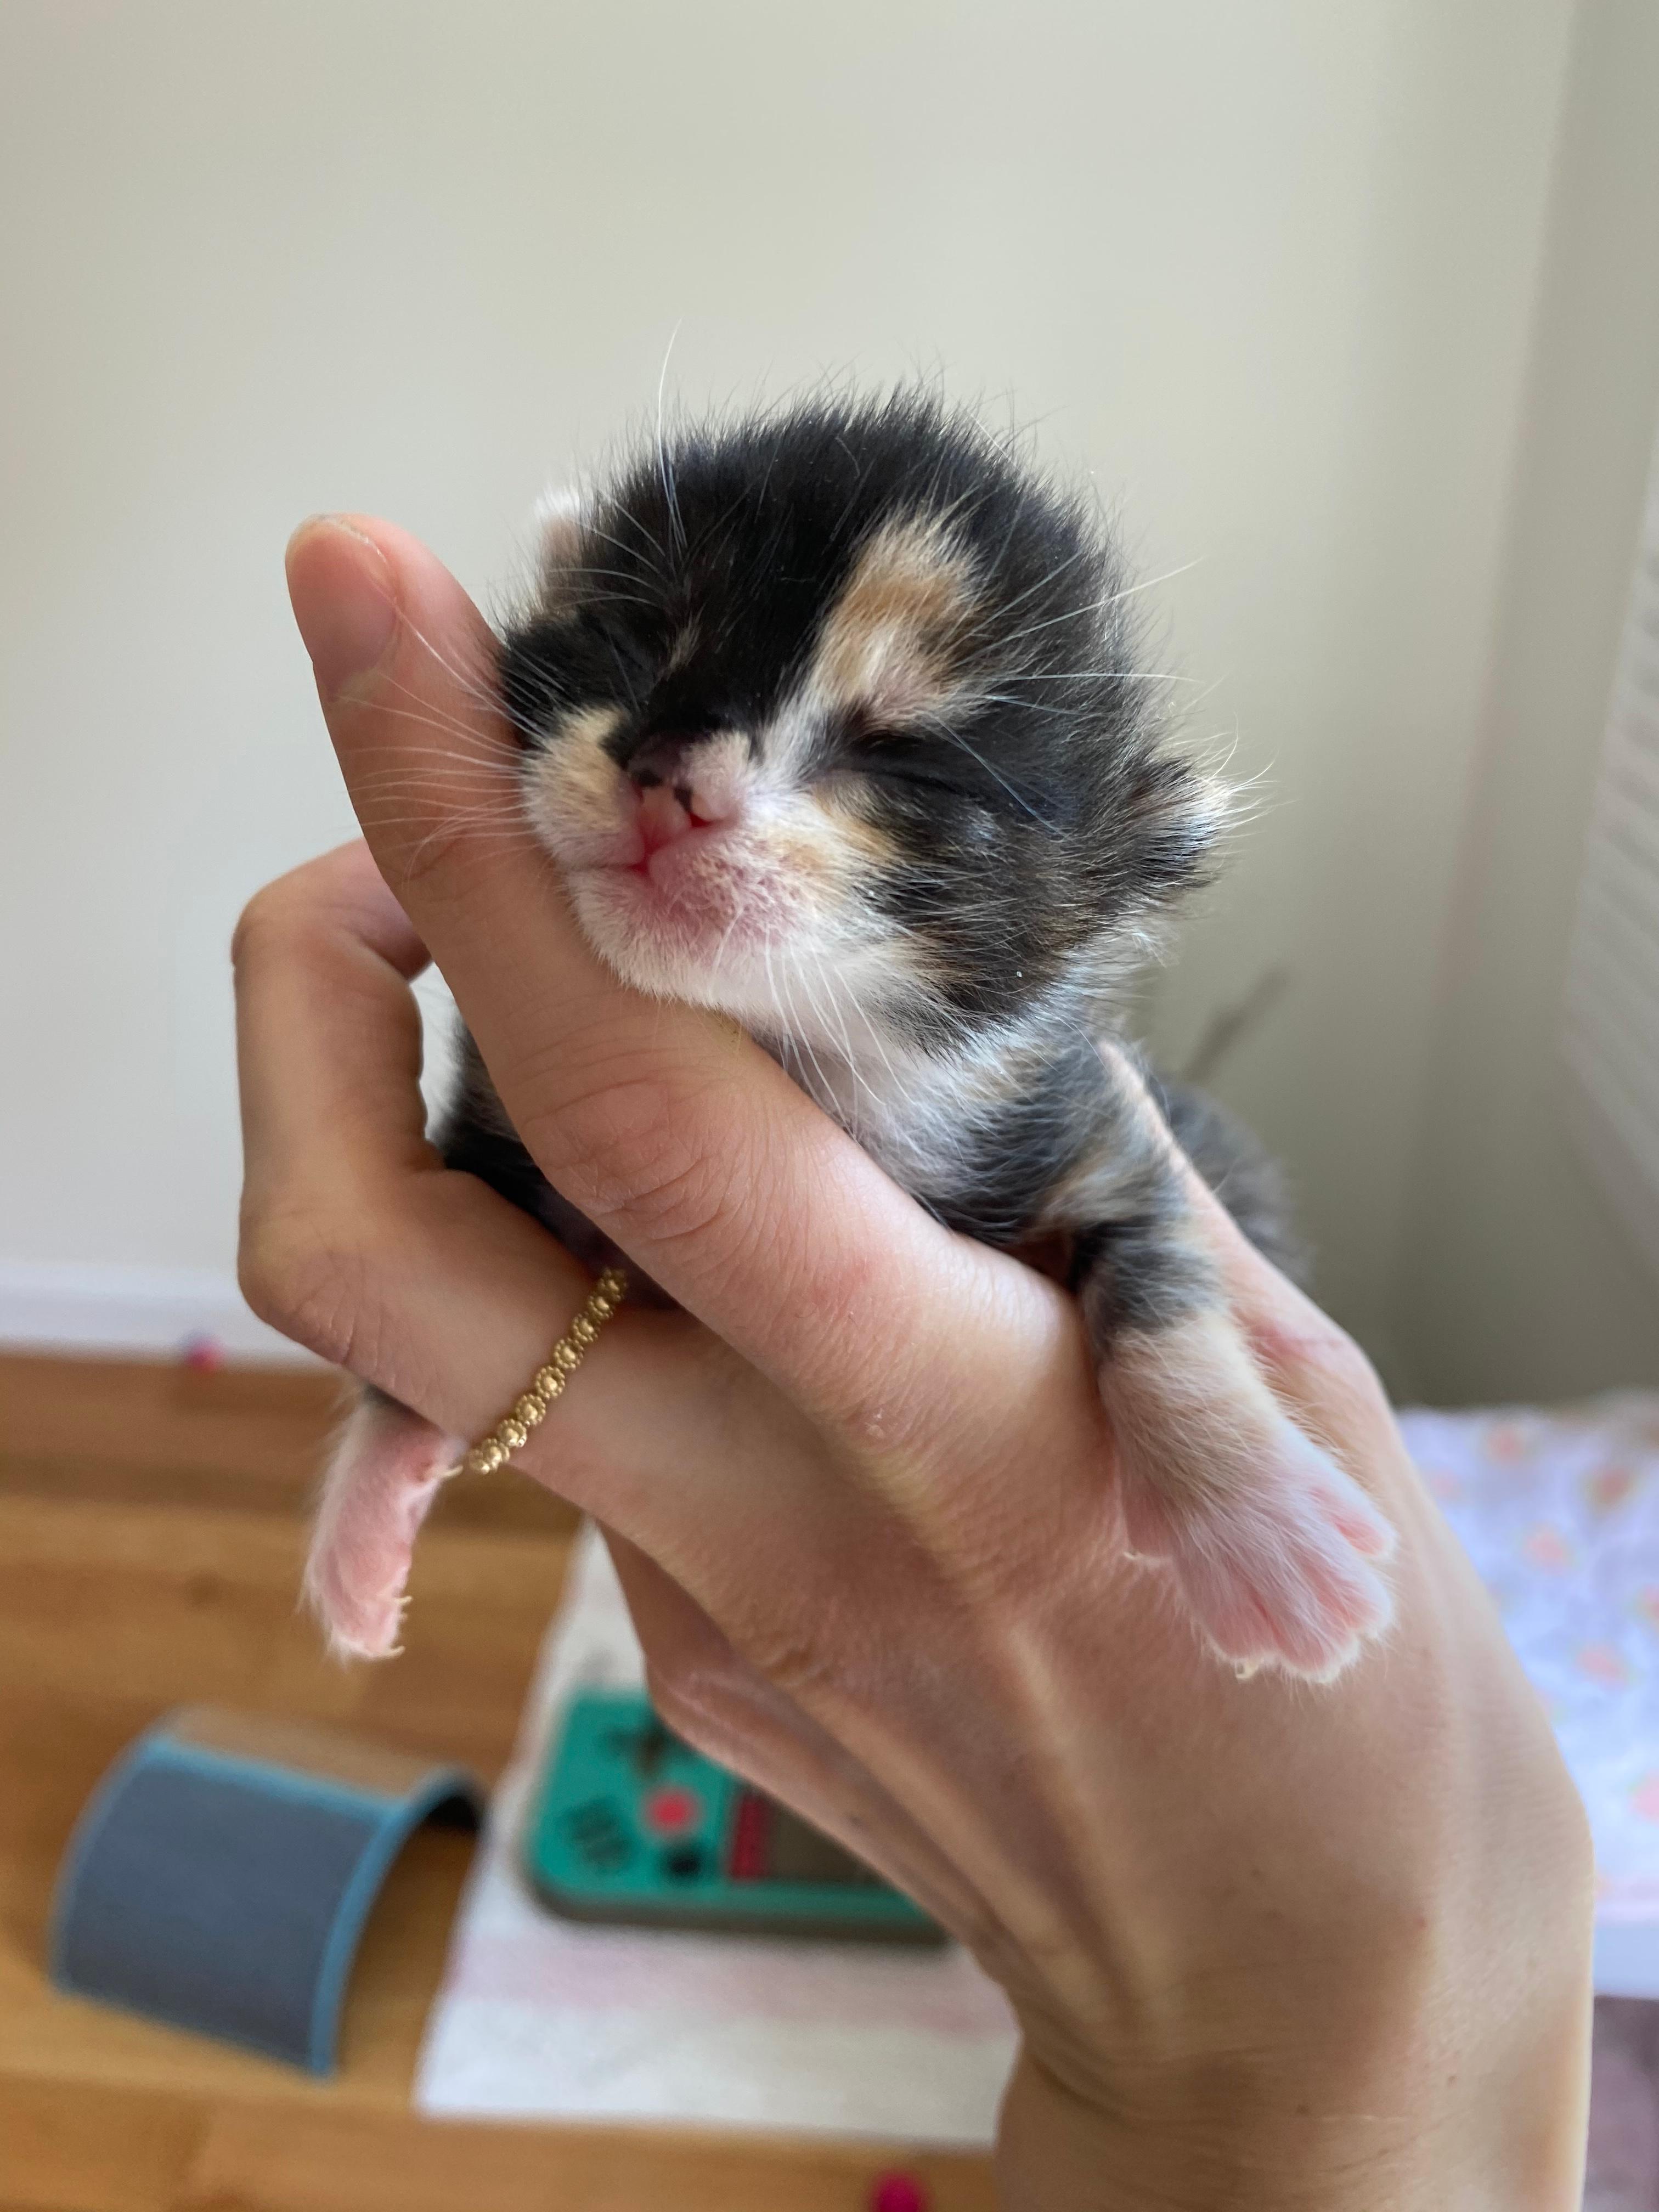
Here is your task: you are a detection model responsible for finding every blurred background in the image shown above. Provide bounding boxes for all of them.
[3,1,1658,1403]
[5,6,1659,2204]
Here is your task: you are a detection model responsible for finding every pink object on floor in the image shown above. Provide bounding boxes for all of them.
[869,2173,929,2212]
[179,1332,225,1373]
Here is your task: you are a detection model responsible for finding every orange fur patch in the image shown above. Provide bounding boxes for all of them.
[769,798,882,894]
[811,518,977,725]
[808,779,906,871]
[536,704,626,811]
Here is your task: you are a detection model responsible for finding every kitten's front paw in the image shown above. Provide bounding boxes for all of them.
[1105,1319,1396,1681]
[305,1395,462,1661]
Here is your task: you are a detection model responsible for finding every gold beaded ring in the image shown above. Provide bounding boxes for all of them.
[445,1266,628,1482]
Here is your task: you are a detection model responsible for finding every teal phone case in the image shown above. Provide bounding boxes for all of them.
[523,1691,942,1944]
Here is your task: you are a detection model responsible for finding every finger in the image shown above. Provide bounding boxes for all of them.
[233,838,591,1413]
[233,848,580,1401]
[229,842,689,1445]
[284,514,1062,1442]
[233,841,435,1204]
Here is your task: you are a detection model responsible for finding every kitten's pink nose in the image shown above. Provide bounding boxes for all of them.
[623,732,733,837]
[634,781,695,854]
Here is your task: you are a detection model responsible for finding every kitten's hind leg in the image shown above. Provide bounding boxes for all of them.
[1057,1058,1395,1680]
[304,1390,465,1662]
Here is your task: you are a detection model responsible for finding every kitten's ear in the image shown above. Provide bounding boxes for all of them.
[1172,765,1234,856]
[532,486,591,599]
[1135,757,1234,897]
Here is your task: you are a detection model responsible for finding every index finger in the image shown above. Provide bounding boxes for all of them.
[233,840,434,1204]
[284,516,1066,1436]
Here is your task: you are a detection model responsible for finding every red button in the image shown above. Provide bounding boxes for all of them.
[642,1785,701,1835]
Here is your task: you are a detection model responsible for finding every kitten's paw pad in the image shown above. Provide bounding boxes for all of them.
[1121,1425,1395,1681]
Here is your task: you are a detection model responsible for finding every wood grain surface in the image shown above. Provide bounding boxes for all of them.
[0,1353,997,2210]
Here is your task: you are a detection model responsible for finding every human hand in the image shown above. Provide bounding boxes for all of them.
[234,515,1593,2208]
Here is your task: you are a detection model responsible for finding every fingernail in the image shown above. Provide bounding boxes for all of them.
[286,516,398,703]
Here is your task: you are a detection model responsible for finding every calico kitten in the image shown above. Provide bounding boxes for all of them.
[306,392,1394,1678]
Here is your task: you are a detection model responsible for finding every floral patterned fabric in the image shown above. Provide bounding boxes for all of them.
[1400,1393,1659,1939]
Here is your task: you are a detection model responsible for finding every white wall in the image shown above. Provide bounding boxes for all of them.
[0,1,1580,1378]
[1393,0,1659,1404]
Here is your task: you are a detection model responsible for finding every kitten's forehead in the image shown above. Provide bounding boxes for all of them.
[532,400,1022,724]
[809,515,977,727]
[535,492,979,746]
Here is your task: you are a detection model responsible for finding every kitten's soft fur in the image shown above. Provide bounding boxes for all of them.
[306,392,1394,1678]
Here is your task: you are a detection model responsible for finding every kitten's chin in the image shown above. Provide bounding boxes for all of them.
[562,859,781,1009]
[559,850,922,1054]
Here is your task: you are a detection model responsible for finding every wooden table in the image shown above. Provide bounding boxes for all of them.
[0,1354,996,2210]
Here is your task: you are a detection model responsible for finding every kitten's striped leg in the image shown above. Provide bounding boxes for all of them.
[304,1390,464,1661]
[1059,1065,1396,1680]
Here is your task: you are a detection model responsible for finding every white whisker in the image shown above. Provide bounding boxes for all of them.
[656,321,686,560]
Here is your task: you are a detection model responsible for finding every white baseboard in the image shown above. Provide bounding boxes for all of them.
[0,1261,322,1365]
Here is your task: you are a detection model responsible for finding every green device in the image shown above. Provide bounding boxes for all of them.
[522,1690,943,1945]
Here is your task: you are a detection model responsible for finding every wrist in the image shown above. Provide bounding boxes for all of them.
[994,1994,1592,2212]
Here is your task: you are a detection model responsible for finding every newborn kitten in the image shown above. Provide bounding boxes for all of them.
[307,392,1395,1678]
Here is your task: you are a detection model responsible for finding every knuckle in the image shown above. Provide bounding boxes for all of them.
[384,810,478,899]
[646,1611,836,1744]
[716,1568,855,1708]
[520,1062,741,1254]
[645,1565,845,1718]
[797,1274,959,1462]
[1255,1307,1389,1418]
[230,857,357,978]
[736,1618,840,1707]
[915,1482,1057,1613]
[642,1655,751,1764]
[230,879,301,976]
[822,1357,937,1464]
[1313,1330,1389,1421]
[236,1209,372,1372]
